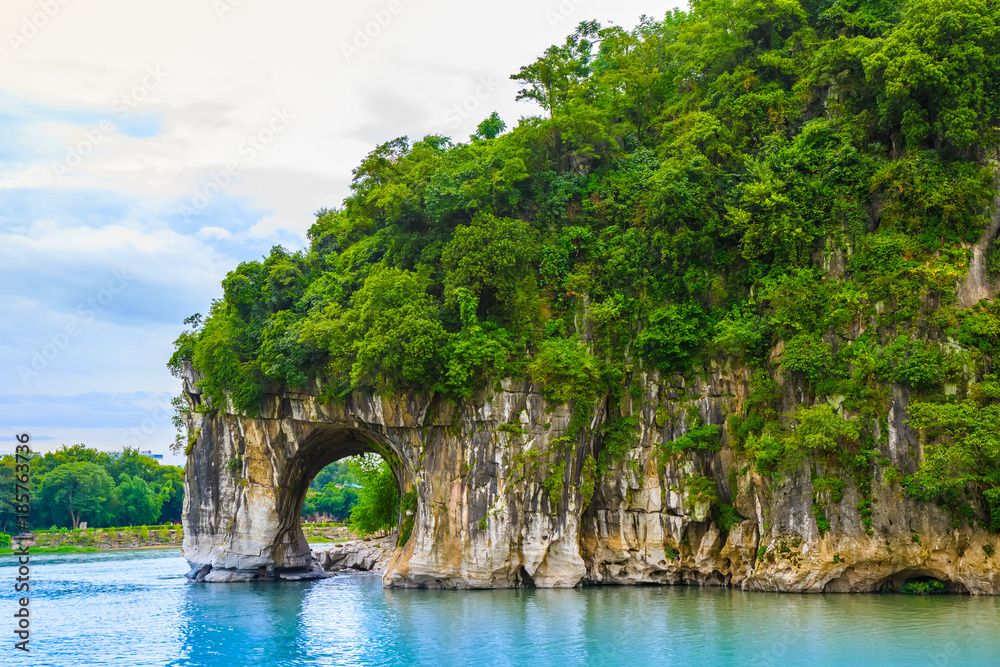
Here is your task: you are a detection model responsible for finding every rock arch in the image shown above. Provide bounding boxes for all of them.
[179,361,596,587]
[180,363,1000,593]
[182,387,421,582]
[267,424,414,572]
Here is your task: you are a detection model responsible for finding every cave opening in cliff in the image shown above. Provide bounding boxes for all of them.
[875,571,970,595]
[275,424,417,561]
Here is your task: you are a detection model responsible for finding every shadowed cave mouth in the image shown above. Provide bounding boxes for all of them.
[874,572,969,595]
[284,428,418,556]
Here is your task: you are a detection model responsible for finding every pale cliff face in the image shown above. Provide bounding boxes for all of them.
[181,361,1000,594]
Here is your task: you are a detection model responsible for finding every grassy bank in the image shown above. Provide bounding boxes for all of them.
[303,523,356,544]
[0,522,356,553]
[0,545,103,554]
[3,525,184,551]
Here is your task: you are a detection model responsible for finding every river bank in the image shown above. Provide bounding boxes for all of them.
[1,522,357,554]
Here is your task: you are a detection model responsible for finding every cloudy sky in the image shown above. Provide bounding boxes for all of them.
[0,0,675,464]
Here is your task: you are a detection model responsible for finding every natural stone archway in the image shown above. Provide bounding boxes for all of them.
[180,361,591,587]
[183,418,414,581]
[261,424,413,575]
[180,362,1000,593]
[181,374,419,582]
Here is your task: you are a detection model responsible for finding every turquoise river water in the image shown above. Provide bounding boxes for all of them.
[2,546,999,666]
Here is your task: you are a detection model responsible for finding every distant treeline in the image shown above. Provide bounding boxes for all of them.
[0,445,184,531]
[302,457,399,537]
[302,459,358,521]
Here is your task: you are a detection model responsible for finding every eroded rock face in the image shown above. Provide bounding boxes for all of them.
[957,175,1000,308]
[181,362,1000,594]
[316,537,395,574]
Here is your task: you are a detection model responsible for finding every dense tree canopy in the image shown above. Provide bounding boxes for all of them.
[38,462,114,530]
[173,1,1000,531]
[6,446,186,530]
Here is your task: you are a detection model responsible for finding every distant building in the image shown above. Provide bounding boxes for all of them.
[139,449,164,460]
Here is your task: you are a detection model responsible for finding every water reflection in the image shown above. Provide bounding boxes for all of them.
[170,581,315,667]
[1,550,999,666]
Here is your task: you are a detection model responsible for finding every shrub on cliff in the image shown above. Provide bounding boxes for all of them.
[171,0,1000,526]
[348,455,400,536]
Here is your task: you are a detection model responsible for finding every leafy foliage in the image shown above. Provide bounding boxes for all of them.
[38,463,115,530]
[684,474,719,509]
[115,475,163,527]
[15,446,185,529]
[746,404,860,474]
[900,579,947,595]
[905,378,1000,530]
[303,461,360,521]
[169,3,1000,514]
[529,337,605,405]
[347,455,400,536]
[661,424,722,456]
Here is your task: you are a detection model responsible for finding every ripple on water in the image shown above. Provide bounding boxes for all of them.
[0,550,998,666]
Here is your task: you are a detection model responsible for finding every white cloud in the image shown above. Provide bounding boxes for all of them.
[3,0,668,229]
[196,225,232,240]
[0,0,681,450]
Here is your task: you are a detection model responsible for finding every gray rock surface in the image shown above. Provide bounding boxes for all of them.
[315,537,395,574]
[180,362,1000,593]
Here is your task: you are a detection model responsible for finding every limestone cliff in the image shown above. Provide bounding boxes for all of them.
[181,359,1000,594]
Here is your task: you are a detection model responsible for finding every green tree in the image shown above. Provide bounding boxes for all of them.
[312,484,359,522]
[343,267,450,392]
[310,461,354,491]
[154,469,185,524]
[442,212,539,329]
[347,455,400,536]
[0,457,16,532]
[905,378,1000,530]
[528,337,605,404]
[864,0,1000,150]
[636,303,706,373]
[115,474,163,526]
[473,112,507,140]
[103,448,160,483]
[445,289,517,396]
[39,462,114,529]
[32,444,101,477]
[510,21,601,117]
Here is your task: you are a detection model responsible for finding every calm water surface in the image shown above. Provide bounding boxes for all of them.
[1,547,998,666]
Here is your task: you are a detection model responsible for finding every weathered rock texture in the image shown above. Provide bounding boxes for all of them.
[181,358,1000,594]
[316,537,395,574]
[958,178,1000,308]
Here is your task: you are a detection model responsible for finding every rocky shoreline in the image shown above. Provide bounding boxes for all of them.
[314,536,396,574]
[185,536,395,582]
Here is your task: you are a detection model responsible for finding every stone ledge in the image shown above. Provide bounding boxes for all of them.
[314,537,396,574]
[188,563,331,583]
